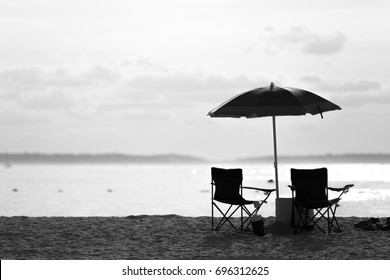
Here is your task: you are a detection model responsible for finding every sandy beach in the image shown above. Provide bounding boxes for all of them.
[1,215,389,260]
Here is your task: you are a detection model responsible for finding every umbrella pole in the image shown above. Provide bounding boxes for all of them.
[272,116,279,198]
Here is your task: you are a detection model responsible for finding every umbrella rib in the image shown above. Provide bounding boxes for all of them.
[317,105,324,119]
[207,92,246,117]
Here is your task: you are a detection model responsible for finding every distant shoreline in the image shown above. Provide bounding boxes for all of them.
[0,153,207,165]
[235,153,390,164]
[1,152,390,164]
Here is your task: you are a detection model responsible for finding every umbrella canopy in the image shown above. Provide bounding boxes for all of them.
[208,82,341,119]
[208,82,341,198]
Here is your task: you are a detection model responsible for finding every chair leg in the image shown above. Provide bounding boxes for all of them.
[212,202,267,232]
[294,206,332,234]
[293,206,306,234]
[241,206,260,231]
[290,204,342,235]
[308,207,343,234]
[293,206,300,234]
[212,199,214,231]
[304,208,309,229]
[314,206,342,234]
[213,203,241,231]
[291,202,295,228]
[241,205,243,231]
[215,204,235,230]
[291,201,307,234]
[329,205,342,232]
[299,208,307,233]
[310,208,327,234]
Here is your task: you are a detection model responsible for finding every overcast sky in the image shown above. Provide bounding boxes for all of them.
[0,0,389,160]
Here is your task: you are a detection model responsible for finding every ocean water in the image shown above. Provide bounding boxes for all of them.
[1,163,390,217]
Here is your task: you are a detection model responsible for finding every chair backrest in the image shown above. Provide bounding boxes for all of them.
[211,167,243,201]
[291,168,328,204]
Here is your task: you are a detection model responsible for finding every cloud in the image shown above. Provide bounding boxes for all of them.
[79,66,121,85]
[121,111,172,124]
[300,75,390,107]
[301,76,382,92]
[0,66,121,95]
[0,111,49,126]
[0,64,272,131]
[118,73,264,106]
[135,58,169,72]
[18,90,75,110]
[2,65,256,113]
[0,64,284,126]
[0,68,47,92]
[263,26,348,55]
[0,65,122,113]
[303,32,347,55]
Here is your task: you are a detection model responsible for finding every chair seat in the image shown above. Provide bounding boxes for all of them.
[215,197,255,205]
[296,198,340,209]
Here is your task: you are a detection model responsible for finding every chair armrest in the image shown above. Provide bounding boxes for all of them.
[287,185,295,191]
[242,186,276,193]
[328,184,354,199]
[328,184,354,192]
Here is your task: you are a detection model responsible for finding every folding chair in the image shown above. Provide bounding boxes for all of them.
[288,168,353,234]
[211,167,276,231]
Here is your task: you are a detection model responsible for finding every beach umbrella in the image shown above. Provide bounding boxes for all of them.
[208,82,341,198]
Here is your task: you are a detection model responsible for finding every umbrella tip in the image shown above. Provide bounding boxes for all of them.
[270,82,274,91]
[317,105,324,119]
